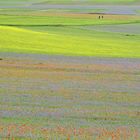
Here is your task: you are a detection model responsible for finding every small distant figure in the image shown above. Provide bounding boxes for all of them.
[98,15,104,19]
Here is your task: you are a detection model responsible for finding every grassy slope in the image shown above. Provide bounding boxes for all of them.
[0,26,140,58]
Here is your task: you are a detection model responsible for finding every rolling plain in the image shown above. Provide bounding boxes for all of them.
[0,0,140,139]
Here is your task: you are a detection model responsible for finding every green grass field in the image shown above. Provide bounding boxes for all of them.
[0,13,140,58]
[0,25,140,58]
[0,14,139,25]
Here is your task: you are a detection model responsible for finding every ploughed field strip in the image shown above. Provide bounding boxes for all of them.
[76,23,140,34]
[0,0,140,6]
[0,53,140,139]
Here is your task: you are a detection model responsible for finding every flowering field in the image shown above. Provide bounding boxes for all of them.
[0,1,140,139]
[0,124,139,139]
[0,54,140,139]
